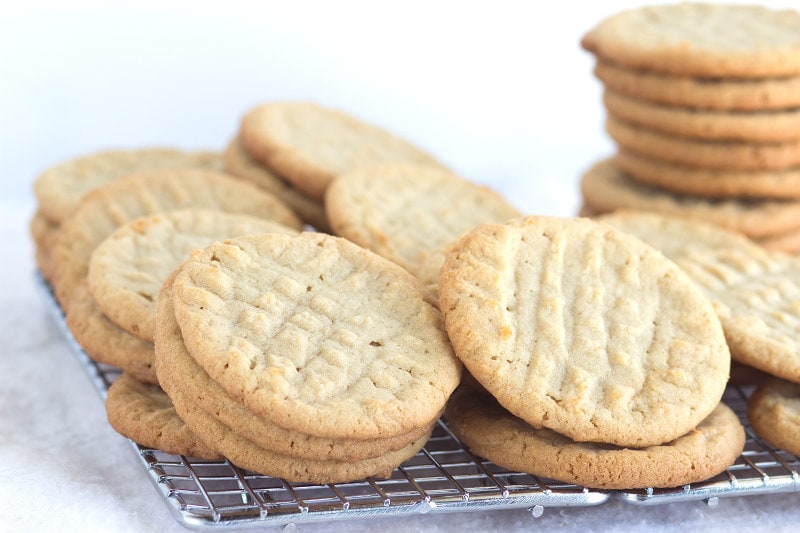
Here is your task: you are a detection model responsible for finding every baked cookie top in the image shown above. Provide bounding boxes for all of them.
[50,168,302,307]
[240,101,444,201]
[171,232,462,440]
[601,210,800,384]
[88,209,297,342]
[34,148,224,224]
[438,215,730,448]
[446,386,744,489]
[580,158,800,239]
[154,270,434,462]
[325,163,521,289]
[582,3,800,78]
[593,61,800,111]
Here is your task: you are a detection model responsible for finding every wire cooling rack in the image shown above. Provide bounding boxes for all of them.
[37,274,800,529]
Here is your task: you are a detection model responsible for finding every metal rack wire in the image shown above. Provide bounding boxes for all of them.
[37,274,800,529]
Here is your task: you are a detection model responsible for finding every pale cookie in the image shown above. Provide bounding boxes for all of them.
[224,136,330,231]
[615,149,800,200]
[171,232,461,440]
[325,164,521,292]
[105,372,222,460]
[65,281,157,384]
[747,378,800,457]
[604,90,800,143]
[438,215,730,448]
[446,386,744,490]
[239,101,444,202]
[582,4,800,78]
[50,168,302,308]
[34,148,224,225]
[594,61,800,111]
[155,272,434,462]
[580,158,800,239]
[88,209,297,342]
[607,116,800,171]
[599,210,800,383]
[168,380,432,484]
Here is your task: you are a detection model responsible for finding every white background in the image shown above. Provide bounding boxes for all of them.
[3,1,800,532]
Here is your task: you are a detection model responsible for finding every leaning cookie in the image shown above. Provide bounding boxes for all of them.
[105,372,222,460]
[326,163,521,295]
[439,215,730,448]
[599,210,800,384]
[747,378,800,458]
[239,101,445,201]
[447,386,745,490]
[88,209,298,342]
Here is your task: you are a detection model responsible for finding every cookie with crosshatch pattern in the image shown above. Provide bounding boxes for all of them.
[599,210,800,385]
[747,377,800,457]
[170,231,461,440]
[438,215,730,448]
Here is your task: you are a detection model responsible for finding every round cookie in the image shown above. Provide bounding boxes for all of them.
[581,3,800,78]
[446,386,745,490]
[593,61,800,111]
[239,101,444,202]
[758,227,800,254]
[606,116,800,171]
[154,272,436,462]
[614,149,800,200]
[599,210,800,384]
[65,281,157,384]
[167,380,432,484]
[34,148,224,225]
[325,163,521,291]
[105,372,222,459]
[604,90,800,143]
[50,168,302,308]
[88,209,298,342]
[580,158,800,239]
[747,378,800,457]
[438,215,730,448]
[224,136,330,232]
[171,232,462,440]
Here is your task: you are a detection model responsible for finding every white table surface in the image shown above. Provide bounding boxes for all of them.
[3,1,800,531]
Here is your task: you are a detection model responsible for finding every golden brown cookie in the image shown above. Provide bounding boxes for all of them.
[607,116,800,171]
[593,61,800,111]
[88,209,297,342]
[614,149,800,200]
[167,380,432,484]
[29,208,60,281]
[33,148,224,225]
[446,386,745,489]
[325,163,521,293]
[65,281,157,384]
[105,372,221,459]
[747,378,800,457]
[580,158,800,239]
[224,136,330,231]
[239,101,444,202]
[438,215,730,448]
[604,90,800,143]
[582,4,800,78]
[171,232,461,440]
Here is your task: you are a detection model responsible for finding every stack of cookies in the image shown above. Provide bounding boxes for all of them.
[439,215,745,489]
[579,3,800,253]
